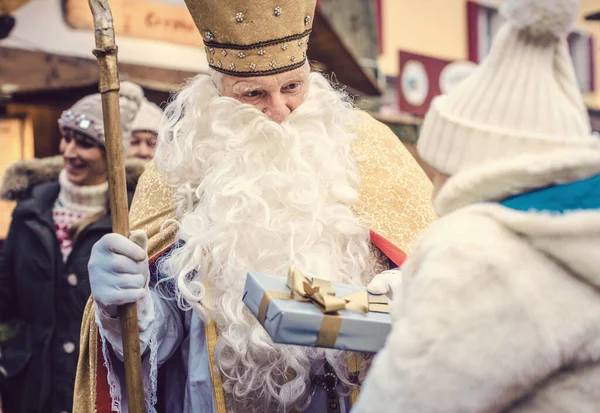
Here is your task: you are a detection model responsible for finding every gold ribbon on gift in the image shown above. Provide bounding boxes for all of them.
[257,268,389,348]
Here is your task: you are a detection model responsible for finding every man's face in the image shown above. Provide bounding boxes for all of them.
[220,66,308,123]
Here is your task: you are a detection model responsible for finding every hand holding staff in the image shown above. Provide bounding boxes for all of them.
[87,1,145,412]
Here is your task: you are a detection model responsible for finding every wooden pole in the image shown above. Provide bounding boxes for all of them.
[87,1,145,412]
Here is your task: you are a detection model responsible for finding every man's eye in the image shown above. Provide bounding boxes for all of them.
[287,83,298,90]
[245,90,261,98]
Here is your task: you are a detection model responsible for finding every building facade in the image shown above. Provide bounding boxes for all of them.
[377,0,600,133]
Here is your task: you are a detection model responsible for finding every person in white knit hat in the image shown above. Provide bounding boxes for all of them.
[354,0,600,411]
[0,82,144,413]
[127,97,163,160]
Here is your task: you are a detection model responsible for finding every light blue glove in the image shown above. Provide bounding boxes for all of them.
[88,230,150,317]
[367,269,403,300]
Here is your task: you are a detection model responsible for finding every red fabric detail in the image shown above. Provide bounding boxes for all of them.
[589,36,596,92]
[149,244,175,265]
[467,1,479,63]
[369,230,407,267]
[375,0,383,54]
[96,332,113,413]
[94,325,168,413]
[157,366,168,413]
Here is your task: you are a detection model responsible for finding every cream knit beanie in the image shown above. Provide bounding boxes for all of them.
[417,0,596,175]
[131,99,163,135]
[58,81,144,150]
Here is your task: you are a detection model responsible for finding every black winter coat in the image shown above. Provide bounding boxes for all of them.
[0,181,133,413]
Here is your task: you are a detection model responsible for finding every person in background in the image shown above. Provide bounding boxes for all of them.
[127,97,163,160]
[0,82,144,413]
[59,137,66,154]
[354,0,600,412]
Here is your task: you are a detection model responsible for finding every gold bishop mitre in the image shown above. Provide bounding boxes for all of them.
[183,0,316,76]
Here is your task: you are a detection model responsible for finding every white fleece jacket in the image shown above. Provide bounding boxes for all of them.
[353,147,600,413]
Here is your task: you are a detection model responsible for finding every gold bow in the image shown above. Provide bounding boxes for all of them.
[287,267,373,314]
[257,268,389,348]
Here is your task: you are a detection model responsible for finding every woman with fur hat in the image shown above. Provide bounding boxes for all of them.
[354,0,600,411]
[0,82,144,413]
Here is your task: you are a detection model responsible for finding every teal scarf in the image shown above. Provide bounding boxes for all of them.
[500,174,600,213]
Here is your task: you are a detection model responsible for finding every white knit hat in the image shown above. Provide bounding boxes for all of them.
[58,81,144,149]
[417,0,596,175]
[131,99,163,135]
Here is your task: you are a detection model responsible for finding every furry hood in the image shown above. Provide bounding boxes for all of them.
[0,155,147,201]
[436,147,600,290]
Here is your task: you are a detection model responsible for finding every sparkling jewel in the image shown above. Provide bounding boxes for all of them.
[205,31,214,40]
[236,12,244,22]
[258,49,265,56]
[305,16,311,25]
[250,63,257,70]
[274,7,282,16]
[229,63,236,70]
[238,51,246,58]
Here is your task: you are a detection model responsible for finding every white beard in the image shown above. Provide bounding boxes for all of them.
[154,72,384,410]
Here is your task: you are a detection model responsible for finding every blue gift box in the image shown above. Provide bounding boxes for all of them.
[243,271,392,353]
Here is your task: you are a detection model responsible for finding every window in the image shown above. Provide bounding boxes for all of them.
[467,2,596,94]
[568,31,596,94]
[374,0,383,54]
[477,6,502,60]
[467,1,502,62]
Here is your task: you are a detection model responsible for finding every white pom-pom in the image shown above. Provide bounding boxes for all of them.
[502,0,579,40]
[119,81,144,106]
[119,81,145,125]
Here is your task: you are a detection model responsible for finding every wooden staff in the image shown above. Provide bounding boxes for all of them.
[88,1,145,412]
